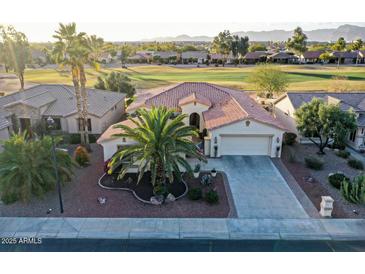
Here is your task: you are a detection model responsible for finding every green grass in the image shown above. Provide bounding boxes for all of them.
[16,65,365,91]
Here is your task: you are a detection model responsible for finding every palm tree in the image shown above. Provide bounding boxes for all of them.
[109,107,206,192]
[0,133,74,203]
[52,23,91,145]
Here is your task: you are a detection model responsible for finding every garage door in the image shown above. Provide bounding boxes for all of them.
[220,135,271,156]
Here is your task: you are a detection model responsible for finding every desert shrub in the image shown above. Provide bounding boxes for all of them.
[304,156,324,170]
[153,184,166,196]
[335,150,350,159]
[201,174,212,186]
[188,187,203,200]
[328,172,349,189]
[74,145,90,166]
[204,189,219,204]
[283,132,297,145]
[0,192,18,205]
[341,175,365,204]
[347,159,363,170]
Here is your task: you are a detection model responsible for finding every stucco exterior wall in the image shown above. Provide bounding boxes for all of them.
[209,119,285,158]
[180,102,209,131]
[274,96,298,134]
[99,137,137,161]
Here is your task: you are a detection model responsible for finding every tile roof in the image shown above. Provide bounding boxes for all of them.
[0,85,125,125]
[153,51,178,59]
[268,52,298,59]
[331,51,358,58]
[283,92,365,113]
[181,51,208,59]
[178,93,212,107]
[243,51,268,59]
[303,50,325,59]
[129,82,286,131]
[97,119,137,143]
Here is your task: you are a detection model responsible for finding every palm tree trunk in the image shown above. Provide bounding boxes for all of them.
[79,65,90,147]
[71,64,85,144]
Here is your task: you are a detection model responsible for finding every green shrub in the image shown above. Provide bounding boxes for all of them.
[341,175,365,204]
[204,189,219,204]
[193,164,201,173]
[0,133,74,203]
[74,145,90,166]
[304,156,324,170]
[283,132,297,145]
[335,150,350,159]
[200,174,212,186]
[153,184,166,196]
[188,187,203,200]
[347,159,363,170]
[328,172,349,189]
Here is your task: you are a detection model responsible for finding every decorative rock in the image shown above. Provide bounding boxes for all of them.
[166,193,176,203]
[97,197,107,205]
[319,196,334,217]
[150,195,164,205]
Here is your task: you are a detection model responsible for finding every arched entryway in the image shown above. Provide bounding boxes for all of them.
[189,112,200,130]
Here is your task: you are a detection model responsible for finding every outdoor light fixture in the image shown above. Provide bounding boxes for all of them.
[245,120,250,126]
[47,116,64,214]
[277,137,280,143]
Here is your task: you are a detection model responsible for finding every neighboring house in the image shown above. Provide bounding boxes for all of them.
[274,92,365,150]
[98,82,286,161]
[243,51,269,64]
[127,52,151,63]
[209,52,236,64]
[301,50,325,64]
[331,51,358,64]
[181,51,208,64]
[267,52,299,64]
[99,52,113,64]
[356,50,365,64]
[152,51,178,63]
[0,84,125,143]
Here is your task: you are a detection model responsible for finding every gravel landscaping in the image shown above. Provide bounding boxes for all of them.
[282,143,365,218]
[0,144,232,218]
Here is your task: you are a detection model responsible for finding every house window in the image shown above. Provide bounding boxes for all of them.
[122,137,126,142]
[44,117,62,130]
[349,129,357,142]
[362,128,364,135]
[77,118,92,132]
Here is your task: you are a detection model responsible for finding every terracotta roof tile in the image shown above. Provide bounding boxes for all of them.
[178,92,212,107]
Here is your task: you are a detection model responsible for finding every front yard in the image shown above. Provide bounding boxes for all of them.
[282,143,365,218]
[0,145,233,218]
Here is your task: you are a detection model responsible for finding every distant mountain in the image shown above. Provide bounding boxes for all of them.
[143,24,365,42]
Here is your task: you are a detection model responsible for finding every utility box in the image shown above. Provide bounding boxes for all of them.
[319,196,334,217]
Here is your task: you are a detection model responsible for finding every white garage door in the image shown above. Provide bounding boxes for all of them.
[220,135,271,156]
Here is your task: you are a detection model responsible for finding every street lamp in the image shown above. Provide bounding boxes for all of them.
[47,116,64,214]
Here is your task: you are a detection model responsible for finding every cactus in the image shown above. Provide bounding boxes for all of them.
[340,175,365,204]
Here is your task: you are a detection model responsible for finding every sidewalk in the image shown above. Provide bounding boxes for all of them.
[1,217,365,240]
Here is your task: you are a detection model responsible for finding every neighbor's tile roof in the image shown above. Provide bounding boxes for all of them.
[181,51,208,59]
[97,119,137,143]
[284,92,365,113]
[128,82,286,131]
[153,51,178,59]
[243,51,268,59]
[302,50,325,59]
[0,85,125,123]
[332,51,358,58]
[268,52,298,59]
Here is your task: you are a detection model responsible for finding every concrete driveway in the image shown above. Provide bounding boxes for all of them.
[202,156,308,219]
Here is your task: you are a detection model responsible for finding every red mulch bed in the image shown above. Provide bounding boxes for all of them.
[281,147,348,218]
[0,144,232,218]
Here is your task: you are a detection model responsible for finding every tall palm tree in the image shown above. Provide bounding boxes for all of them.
[109,107,206,190]
[52,23,91,145]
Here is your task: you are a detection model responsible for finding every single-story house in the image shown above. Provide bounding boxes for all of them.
[209,52,236,64]
[301,50,325,64]
[0,84,125,143]
[181,51,208,64]
[99,52,113,64]
[331,51,358,64]
[127,52,152,63]
[356,50,365,64]
[152,51,178,63]
[98,82,286,161]
[243,51,269,64]
[274,92,365,150]
[267,52,299,64]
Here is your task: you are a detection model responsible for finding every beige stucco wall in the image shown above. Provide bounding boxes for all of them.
[209,119,285,158]
[274,96,298,134]
[180,102,209,131]
[99,137,137,161]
